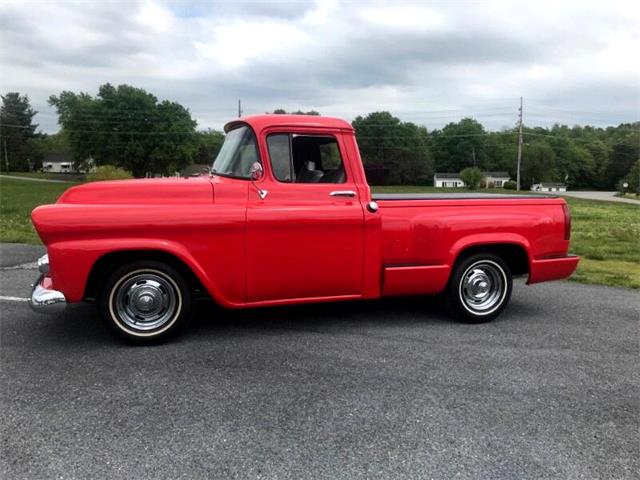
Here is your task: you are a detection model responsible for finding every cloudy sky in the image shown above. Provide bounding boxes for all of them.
[1,0,638,133]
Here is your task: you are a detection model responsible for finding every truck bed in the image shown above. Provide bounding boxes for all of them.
[372,193,555,200]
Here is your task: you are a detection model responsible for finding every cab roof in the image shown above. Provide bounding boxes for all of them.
[224,114,354,134]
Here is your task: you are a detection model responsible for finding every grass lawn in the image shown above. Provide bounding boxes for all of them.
[564,197,640,289]
[1,178,638,288]
[0,177,73,244]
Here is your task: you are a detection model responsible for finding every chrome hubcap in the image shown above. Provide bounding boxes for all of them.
[113,272,179,331]
[459,261,506,315]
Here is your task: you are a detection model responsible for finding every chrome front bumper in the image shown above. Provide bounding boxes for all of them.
[28,254,67,314]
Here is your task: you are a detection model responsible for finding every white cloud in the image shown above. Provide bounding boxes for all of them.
[358,5,446,31]
[137,0,174,32]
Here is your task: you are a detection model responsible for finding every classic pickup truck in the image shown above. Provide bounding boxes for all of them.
[30,114,579,343]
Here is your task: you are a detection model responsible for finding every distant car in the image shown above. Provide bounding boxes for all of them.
[29,115,579,344]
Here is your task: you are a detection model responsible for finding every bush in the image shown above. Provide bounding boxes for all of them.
[460,167,483,190]
[87,165,133,182]
[503,180,517,190]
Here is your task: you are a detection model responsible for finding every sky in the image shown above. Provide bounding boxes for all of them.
[1,0,639,134]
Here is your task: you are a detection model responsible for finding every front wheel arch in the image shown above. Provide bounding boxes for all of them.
[84,250,207,302]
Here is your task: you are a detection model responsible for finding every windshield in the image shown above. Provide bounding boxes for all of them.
[211,125,259,179]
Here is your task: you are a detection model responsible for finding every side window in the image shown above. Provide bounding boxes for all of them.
[266,134,346,184]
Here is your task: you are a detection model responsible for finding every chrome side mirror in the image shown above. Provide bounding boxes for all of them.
[249,162,267,199]
[250,162,263,181]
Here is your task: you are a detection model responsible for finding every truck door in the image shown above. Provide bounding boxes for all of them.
[246,132,365,303]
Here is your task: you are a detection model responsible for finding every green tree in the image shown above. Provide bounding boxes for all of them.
[49,84,198,177]
[546,131,595,188]
[606,134,639,188]
[431,118,487,174]
[194,129,224,164]
[584,140,611,189]
[460,167,483,190]
[620,159,640,194]
[352,111,432,185]
[520,141,556,188]
[484,130,517,175]
[0,92,38,171]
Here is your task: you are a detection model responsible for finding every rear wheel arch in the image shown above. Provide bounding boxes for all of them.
[452,242,530,277]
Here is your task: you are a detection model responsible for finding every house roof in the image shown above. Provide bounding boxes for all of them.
[536,182,566,187]
[42,151,72,163]
[434,173,462,179]
[484,171,510,178]
[434,171,510,179]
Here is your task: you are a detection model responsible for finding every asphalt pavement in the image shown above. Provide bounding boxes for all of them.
[0,174,75,184]
[557,190,640,205]
[1,244,638,479]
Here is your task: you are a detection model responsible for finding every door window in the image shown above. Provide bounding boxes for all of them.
[266,134,346,184]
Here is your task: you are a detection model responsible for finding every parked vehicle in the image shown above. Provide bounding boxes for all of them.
[30,115,579,343]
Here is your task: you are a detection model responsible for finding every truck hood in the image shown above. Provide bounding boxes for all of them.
[56,177,214,205]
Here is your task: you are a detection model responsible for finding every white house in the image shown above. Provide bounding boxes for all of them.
[42,152,73,173]
[433,173,465,188]
[531,182,567,192]
[42,152,95,174]
[484,171,511,188]
[434,171,511,188]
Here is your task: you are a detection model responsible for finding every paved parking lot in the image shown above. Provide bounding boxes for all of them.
[1,245,638,479]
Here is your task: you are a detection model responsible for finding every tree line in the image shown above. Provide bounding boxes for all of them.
[1,85,638,191]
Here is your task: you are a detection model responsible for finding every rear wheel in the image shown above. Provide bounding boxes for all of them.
[444,253,512,323]
[98,260,192,344]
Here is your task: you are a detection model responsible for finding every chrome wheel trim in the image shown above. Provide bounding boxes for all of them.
[458,260,508,316]
[108,269,182,337]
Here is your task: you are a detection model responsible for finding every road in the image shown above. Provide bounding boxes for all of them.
[0,174,75,183]
[558,190,639,205]
[1,244,638,479]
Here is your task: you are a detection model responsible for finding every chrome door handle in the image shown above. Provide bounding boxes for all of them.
[329,190,356,198]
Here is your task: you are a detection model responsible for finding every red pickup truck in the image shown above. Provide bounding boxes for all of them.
[30,114,579,343]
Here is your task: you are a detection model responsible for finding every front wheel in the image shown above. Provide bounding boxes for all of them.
[98,261,192,344]
[444,253,512,323]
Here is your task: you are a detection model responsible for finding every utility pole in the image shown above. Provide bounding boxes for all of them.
[516,96,523,191]
[238,99,242,118]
